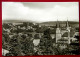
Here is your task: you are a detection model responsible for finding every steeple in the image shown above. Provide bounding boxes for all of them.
[57,19,59,28]
[67,18,69,27]
[56,19,61,43]
[66,18,70,44]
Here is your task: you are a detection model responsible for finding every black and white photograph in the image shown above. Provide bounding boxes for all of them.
[2,2,79,56]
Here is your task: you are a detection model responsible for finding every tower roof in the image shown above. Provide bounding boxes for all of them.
[66,19,69,27]
[56,19,59,28]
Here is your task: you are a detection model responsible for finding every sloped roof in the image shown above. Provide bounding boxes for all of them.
[62,32,68,37]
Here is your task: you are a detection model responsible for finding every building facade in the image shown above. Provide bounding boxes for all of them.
[56,20,70,44]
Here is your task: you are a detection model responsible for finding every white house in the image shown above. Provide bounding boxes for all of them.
[2,48,9,56]
[33,39,40,46]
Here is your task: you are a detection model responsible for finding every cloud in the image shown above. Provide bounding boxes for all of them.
[22,2,78,9]
[2,2,30,20]
[2,2,79,22]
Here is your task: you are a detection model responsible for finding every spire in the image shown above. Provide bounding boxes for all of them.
[67,18,69,27]
[57,19,59,28]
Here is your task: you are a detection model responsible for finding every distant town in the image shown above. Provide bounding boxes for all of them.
[2,20,79,56]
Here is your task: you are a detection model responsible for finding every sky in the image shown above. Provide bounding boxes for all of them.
[2,2,79,22]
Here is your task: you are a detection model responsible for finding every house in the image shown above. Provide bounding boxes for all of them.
[2,48,9,56]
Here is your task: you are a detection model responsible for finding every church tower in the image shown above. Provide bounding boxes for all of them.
[66,19,70,44]
[56,19,61,43]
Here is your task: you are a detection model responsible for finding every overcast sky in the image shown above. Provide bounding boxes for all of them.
[2,2,79,22]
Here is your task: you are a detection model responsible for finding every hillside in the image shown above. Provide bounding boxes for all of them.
[39,21,79,27]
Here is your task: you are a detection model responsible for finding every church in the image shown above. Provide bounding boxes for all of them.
[56,20,71,44]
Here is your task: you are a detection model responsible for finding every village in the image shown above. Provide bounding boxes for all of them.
[2,20,79,56]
